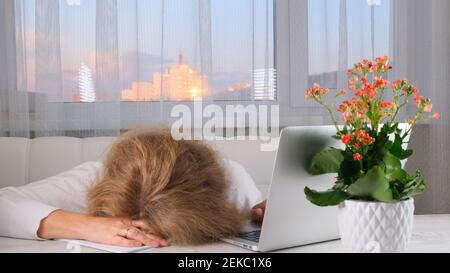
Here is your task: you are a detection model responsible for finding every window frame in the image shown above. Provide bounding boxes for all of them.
[55,0,284,130]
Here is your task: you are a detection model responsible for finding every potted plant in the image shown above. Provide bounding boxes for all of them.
[304,56,440,253]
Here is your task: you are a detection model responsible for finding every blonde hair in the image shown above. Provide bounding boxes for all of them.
[87,129,246,245]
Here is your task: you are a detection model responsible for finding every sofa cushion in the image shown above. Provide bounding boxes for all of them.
[0,138,30,188]
[81,137,116,162]
[29,137,82,182]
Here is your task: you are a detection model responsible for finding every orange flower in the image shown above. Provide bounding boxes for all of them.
[424,103,433,113]
[349,76,358,85]
[341,134,352,145]
[348,85,355,91]
[374,76,388,88]
[361,77,368,85]
[363,135,374,145]
[391,79,401,89]
[366,87,377,98]
[305,83,329,99]
[305,90,312,99]
[356,129,366,139]
[392,78,407,90]
[339,89,347,96]
[356,67,363,74]
[406,118,414,125]
[414,96,425,107]
[355,129,374,145]
[337,100,350,112]
[361,59,372,67]
[381,100,395,108]
[375,56,388,64]
[353,153,363,161]
[433,112,440,120]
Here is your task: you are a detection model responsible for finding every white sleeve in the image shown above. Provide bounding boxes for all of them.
[0,161,102,240]
[226,159,263,210]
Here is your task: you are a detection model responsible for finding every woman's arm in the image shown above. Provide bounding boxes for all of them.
[226,160,267,222]
[0,161,166,246]
[226,159,264,210]
[0,161,102,239]
[37,210,167,247]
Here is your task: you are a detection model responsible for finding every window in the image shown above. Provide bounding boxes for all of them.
[19,0,276,103]
[307,0,391,89]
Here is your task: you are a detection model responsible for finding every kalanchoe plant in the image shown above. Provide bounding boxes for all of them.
[304,56,440,206]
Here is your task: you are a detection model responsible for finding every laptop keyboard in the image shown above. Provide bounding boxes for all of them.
[237,230,261,243]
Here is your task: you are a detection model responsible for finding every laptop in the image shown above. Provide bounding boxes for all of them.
[222,124,410,252]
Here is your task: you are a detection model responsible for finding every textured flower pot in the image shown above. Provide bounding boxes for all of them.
[338,198,414,253]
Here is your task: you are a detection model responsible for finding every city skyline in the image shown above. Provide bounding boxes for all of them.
[73,51,275,102]
[121,51,208,101]
[19,0,388,103]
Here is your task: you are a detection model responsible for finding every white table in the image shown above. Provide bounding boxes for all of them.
[1,215,449,253]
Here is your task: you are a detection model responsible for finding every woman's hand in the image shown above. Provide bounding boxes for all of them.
[81,216,167,247]
[250,200,266,222]
[37,210,167,247]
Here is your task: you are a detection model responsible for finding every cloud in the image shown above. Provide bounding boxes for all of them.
[66,0,81,6]
[366,0,381,6]
[117,51,174,88]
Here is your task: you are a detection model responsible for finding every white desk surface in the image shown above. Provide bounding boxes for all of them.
[1,215,450,253]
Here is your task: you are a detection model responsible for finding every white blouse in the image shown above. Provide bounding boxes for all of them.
[0,160,262,240]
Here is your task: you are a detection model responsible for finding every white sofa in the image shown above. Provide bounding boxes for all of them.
[0,137,277,195]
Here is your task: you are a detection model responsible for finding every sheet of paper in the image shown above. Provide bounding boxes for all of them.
[60,239,151,253]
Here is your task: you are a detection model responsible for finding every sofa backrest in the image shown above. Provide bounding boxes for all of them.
[0,137,277,193]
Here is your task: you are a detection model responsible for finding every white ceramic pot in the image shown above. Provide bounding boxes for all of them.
[338,198,414,253]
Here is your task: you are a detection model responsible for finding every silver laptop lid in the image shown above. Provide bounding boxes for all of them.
[258,125,343,251]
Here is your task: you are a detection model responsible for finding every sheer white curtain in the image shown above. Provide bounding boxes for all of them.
[281,0,395,125]
[0,0,274,137]
[1,0,123,137]
[280,0,448,122]
[393,0,450,213]
[308,0,391,89]
[282,0,450,213]
[0,0,30,137]
[296,0,391,107]
[293,0,449,132]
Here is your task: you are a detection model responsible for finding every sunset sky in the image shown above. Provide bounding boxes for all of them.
[20,0,389,100]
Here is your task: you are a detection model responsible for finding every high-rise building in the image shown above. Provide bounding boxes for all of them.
[78,63,96,103]
[121,51,208,101]
[154,51,207,100]
[253,68,276,100]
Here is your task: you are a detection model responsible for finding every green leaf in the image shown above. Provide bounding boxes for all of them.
[347,166,393,202]
[389,134,403,157]
[309,148,345,175]
[382,150,406,181]
[400,170,426,198]
[391,185,401,200]
[404,179,425,197]
[339,158,361,184]
[381,123,390,134]
[375,131,389,150]
[384,140,394,150]
[381,123,398,134]
[304,187,349,206]
[400,149,413,160]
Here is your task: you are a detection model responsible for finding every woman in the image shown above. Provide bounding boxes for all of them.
[0,129,266,247]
